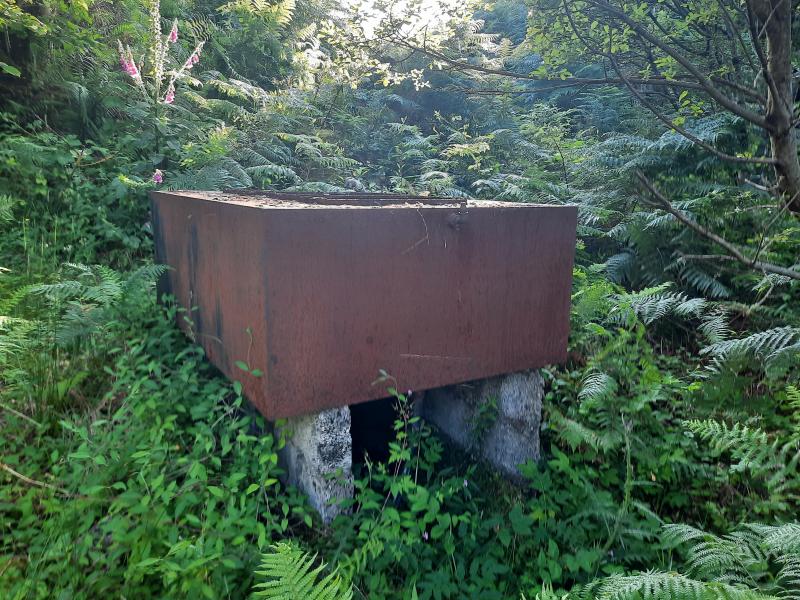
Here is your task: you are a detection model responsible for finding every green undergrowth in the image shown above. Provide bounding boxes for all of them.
[1,289,314,598]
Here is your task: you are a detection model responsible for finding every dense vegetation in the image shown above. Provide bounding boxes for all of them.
[1,0,798,598]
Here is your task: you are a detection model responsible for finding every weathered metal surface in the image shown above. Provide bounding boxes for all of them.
[150,190,577,420]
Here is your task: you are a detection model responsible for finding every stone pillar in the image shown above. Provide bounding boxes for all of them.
[275,371,542,522]
[277,406,354,524]
[417,370,543,479]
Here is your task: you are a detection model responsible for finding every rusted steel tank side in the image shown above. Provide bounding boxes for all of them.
[151,191,577,419]
[152,193,275,415]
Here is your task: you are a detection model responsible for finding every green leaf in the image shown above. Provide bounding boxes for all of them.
[508,505,532,536]
[135,557,161,568]
[0,62,21,77]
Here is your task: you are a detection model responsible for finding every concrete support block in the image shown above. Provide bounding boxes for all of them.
[275,371,541,521]
[277,406,354,524]
[418,370,543,479]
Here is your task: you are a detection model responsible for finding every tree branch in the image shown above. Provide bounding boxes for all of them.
[744,0,786,113]
[454,77,763,103]
[635,171,800,280]
[678,253,738,262]
[395,35,764,103]
[714,0,759,74]
[714,0,754,74]
[570,10,773,166]
[710,76,765,104]
[396,39,722,90]
[608,52,775,165]
[0,461,78,497]
[583,0,769,129]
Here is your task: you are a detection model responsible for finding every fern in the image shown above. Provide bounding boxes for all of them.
[698,309,732,344]
[661,524,767,586]
[608,284,709,326]
[579,371,618,402]
[548,406,618,452]
[219,0,297,26]
[246,164,299,183]
[23,263,167,346]
[252,542,352,600]
[677,265,731,299]
[578,570,780,599]
[0,194,15,222]
[685,411,799,515]
[285,181,349,192]
[579,520,800,599]
[700,327,800,375]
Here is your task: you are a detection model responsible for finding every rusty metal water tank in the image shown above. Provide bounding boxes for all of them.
[150,190,577,419]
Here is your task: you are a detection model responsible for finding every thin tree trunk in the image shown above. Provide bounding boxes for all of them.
[770,128,800,210]
[752,0,800,211]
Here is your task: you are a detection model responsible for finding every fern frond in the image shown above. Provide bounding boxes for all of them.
[701,327,800,374]
[0,194,15,222]
[608,284,708,326]
[252,542,352,600]
[578,569,778,599]
[685,418,800,506]
[579,371,618,401]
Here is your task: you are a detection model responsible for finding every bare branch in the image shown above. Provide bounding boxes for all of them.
[710,76,765,104]
[454,77,763,103]
[608,52,775,165]
[395,39,726,91]
[636,171,800,280]
[744,0,786,112]
[0,461,78,497]
[678,254,738,262]
[395,34,764,103]
[756,0,789,39]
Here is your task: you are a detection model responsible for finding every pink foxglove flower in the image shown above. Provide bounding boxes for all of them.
[152,169,164,184]
[120,56,139,78]
[117,41,141,79]
[168,21,178,43]
[183,43,203,70]
[163,83,175,104]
